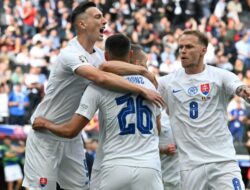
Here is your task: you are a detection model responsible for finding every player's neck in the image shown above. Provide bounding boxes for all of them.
[77,35,95,54]
[185,63,205,75]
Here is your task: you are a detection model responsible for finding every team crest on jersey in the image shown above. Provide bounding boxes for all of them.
[200,83,210,96]
[40,177,47,188]
[187,86,198,96]
[79,55,88,64]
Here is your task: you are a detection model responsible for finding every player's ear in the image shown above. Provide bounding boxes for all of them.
[201,47,207,55]
[104,51,109,61]
[78,21,86,30]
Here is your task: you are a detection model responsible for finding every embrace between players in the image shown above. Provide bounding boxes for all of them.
[23,2,250,190]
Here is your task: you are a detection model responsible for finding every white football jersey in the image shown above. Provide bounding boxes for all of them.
[158,65,243,171]
[31,37,104,141]
[76,75,161,171]
[159,110,180,184]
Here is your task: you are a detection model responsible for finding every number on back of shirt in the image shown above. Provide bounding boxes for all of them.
[116,94,153,135]
[189,101,198,119]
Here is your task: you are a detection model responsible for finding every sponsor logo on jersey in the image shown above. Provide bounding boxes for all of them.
[200,83,210,96]
[40,177,47,188]
[187,86,198,96]
[172,89,182,93]
[79,55,88,64]
[80,104,88,111]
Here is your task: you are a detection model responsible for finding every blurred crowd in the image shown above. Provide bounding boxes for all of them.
[0,0,250,189]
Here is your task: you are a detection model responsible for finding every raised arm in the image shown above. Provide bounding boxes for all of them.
[99,61,158,87]
[32,114,90,138]
[235,85,250,103]
[75,65,164,107]
[99,60,146,75]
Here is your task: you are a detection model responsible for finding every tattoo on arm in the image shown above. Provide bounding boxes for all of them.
[235,85,246,97]
[236,85,250,103]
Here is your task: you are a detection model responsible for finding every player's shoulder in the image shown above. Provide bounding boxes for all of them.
[124,75,156,90]
[158,68,184,83]
[59,38,88,60]
[206,64,236,77]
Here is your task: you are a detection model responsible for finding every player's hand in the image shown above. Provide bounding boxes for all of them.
[141,88,165,108]
[32,117,49,130]
[165,144,177,155]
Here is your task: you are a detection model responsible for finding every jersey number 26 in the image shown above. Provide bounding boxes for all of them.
[116,94,153,135]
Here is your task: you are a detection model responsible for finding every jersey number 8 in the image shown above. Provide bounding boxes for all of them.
[189,101,198,119]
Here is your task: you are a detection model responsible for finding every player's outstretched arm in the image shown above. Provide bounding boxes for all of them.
[76,65,164,107]
[32,114,90,138]
[99,61,146,75]
[236,85,250,103]
[100,61,158,87]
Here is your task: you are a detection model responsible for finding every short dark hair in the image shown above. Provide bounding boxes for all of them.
[181,30,208,47]
[131,44,143,52]
[70,1,96,24]
[105,34,131,59]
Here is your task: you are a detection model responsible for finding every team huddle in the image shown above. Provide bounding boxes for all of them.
[22,2,250,190]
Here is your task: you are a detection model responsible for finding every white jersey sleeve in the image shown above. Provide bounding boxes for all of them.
[58,38,104,73]
[75,84,102,120]
[220,69,243,96]
[59,51,91,72]
[158,75,170,105]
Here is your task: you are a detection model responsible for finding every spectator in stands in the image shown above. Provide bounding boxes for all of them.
[235,32,250,70]
[29,40,47,68]
[84,138,98,179]
[22,1,36,37]
[0,82,9,124]
[10,66,24,85]
[227,0,242,24]
[8,83,29,126]
[228,96,247,142]
[24,66,46,117]
[0,136,24,190]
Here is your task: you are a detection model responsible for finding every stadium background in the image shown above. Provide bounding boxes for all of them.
[0,0,250,189]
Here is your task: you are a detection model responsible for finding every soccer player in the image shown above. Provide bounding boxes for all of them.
[159,110,181,190]
[158,30,250,190]
[89,43,154,190]
[130,44,148,69]
[23,2,164,190]
[33,33,164,190]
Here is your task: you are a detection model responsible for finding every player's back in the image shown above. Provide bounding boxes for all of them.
[93,75,160,171]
